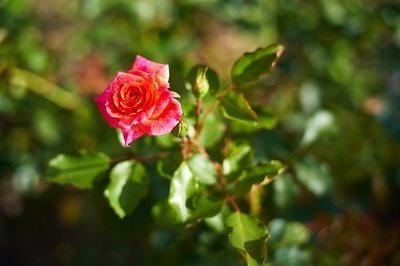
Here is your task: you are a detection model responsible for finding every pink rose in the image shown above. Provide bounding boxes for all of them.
[94,55,182,146]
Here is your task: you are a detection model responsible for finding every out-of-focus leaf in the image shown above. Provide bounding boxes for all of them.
[256,107,278,129]
[104,160,148,219]
[294,157,332,196]
[220,91,258,124]
[152,199,181,227]
[156,133,175,148]
[198,112,225,148]
[226,212,269,266]
[186,64,220,96]
[156,152,182,180]
[188,154,218,185]
[9,68,80,110]
[301,110,336,146]
[231,44,284,85]
[280,222,311,246]
[273,174,299,208]
[270,219,311,247]
[234,160,285,197]
[268,219,311,266]
[45,150,110,189]
[223,143,253,181]
[274,246,312,266]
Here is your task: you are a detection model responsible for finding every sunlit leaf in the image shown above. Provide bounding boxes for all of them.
[234,160,285,197]
[301,110,336,146]
[226,212,269,266]
[231,107,278,133]
[231,44,284,85]
[205,212,226,234]
[220,91,258,124]
[45,150,110,189]
[168,162,199,222]
[188,154,218,185]
[104,160,148,219]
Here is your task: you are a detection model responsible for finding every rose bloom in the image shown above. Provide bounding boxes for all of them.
[95,56,182,146]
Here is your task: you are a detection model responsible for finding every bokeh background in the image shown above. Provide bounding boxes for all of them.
[1,0,400,265]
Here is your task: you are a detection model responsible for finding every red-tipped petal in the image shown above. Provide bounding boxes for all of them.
[131,55,169,87]
[121,125,145,147]
[94,72,125,128]
[141,98,182,136]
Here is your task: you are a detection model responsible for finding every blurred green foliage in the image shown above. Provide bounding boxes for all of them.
[1,0,400,265]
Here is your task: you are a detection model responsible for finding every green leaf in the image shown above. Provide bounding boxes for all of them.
[231,43,284,85]
[220,91,258,124]
[198,112,225,148]
[187,64,220,96]
[269,219,311,248]
[187,154,218,185]
[234,160,285,197]
[156,153,182,180]
[205,212,225,234]
[152,199,181,227]
[223,143,253,182]
[104,160,148,219]
[187,192,223,221]
[45,150,110,189]
[294,157,332,196]
[168,162,199,222]
[256,107,278,129]
[226,212,269,266]
[231,106,278,134]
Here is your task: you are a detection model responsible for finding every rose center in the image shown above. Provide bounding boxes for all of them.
[117,80,158,115]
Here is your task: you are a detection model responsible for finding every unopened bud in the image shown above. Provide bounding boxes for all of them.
[172,119,189,138]
[192,66,209,99]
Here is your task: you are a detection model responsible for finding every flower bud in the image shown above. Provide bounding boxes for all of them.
[171,119,189,138]
[192,66,209,99]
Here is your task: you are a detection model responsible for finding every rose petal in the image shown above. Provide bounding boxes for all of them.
[94,72,127,128]
[141,98,182,136]
[131,55,169,87]
[121,125,145,147]
[151,90,172,118]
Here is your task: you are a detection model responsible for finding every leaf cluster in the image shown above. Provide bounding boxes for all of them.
[44,44,285,266]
